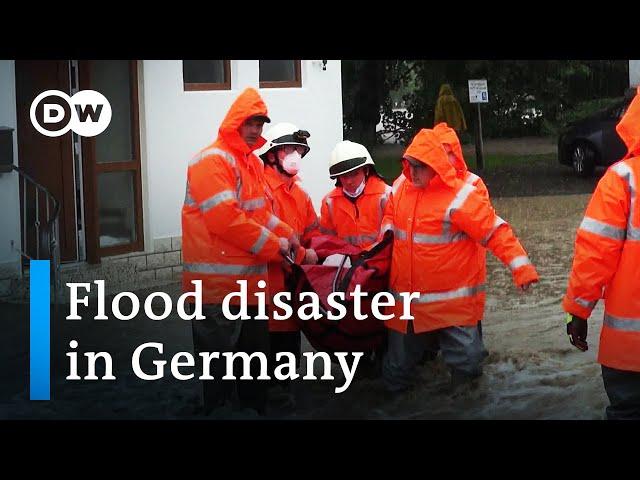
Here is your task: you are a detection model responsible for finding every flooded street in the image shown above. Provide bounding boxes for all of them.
[290,193,609,419]
[0,193,613,420]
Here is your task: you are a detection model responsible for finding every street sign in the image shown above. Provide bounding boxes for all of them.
[468,79,488,170]
[468,79,489,103]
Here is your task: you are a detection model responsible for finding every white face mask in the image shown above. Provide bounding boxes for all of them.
[343,178,366,198]
[280,151,301,175]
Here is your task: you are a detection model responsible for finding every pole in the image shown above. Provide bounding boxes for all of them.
[475,103,484,171]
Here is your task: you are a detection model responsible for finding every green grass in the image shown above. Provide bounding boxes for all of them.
[465,153,557,170]
[373,147,557,183]
[375,153,404,182]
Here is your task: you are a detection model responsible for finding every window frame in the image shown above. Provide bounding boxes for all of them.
[79,60,145,261]
[259,60,302,89]
[183,60,231,91]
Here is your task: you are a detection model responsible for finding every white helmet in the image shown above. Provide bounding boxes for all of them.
[328,140,376,179]
[255,122,310,161]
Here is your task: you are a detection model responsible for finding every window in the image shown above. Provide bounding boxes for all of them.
[183,60,231,91]
[259,60,301,88]
[78,60,145,261]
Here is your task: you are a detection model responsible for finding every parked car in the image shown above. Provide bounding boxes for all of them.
[558,95,632,177]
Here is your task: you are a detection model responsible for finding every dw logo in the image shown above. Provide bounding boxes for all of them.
[30,89,112,138]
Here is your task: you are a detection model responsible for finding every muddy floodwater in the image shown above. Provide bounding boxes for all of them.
[292,193,609,420]
[1,193,611,420]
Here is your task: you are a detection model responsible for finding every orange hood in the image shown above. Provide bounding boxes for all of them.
[218,87,269,154]
[433,122,467,176]
[616,86,640,160]
[402,128,458,188]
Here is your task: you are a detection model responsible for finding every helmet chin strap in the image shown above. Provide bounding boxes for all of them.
[276,162,295,178]
[267,150,295,178]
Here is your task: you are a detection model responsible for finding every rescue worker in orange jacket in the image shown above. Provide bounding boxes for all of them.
[255,122,321,408]
[182,87,296,415]
[563,87,640,420]
[430,122,491,358]
[319,140,392,250]
[381,128,539,392]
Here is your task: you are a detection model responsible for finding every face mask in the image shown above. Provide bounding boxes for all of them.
[280,151,301,175]
[343,178,366,198]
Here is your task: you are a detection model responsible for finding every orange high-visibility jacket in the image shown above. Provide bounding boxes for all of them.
[434,122,491,303]
[264,166,320,331]
[181,88,293,305]
[319,175,392,249]
[433,122,489,198]
[381,128,539,334]
[563,88,640,372]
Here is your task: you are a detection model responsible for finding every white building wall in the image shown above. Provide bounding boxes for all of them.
[630,60,640,87]
[0,60,23,278]
[140,60,343,243]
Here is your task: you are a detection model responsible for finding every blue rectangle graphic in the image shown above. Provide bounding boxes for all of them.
[30,260,50,401]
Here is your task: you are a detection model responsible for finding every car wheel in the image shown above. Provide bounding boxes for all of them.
[571,142,596,177]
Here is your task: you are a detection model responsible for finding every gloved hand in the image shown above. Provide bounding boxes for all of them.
[303,248,318,265]
[289,233,301,251]
[293,245,306,264]
[566,313,588,351]
[278,237,291,256]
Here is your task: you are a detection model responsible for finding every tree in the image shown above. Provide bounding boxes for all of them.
[341,60,388,151]
[342,60,630,144]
